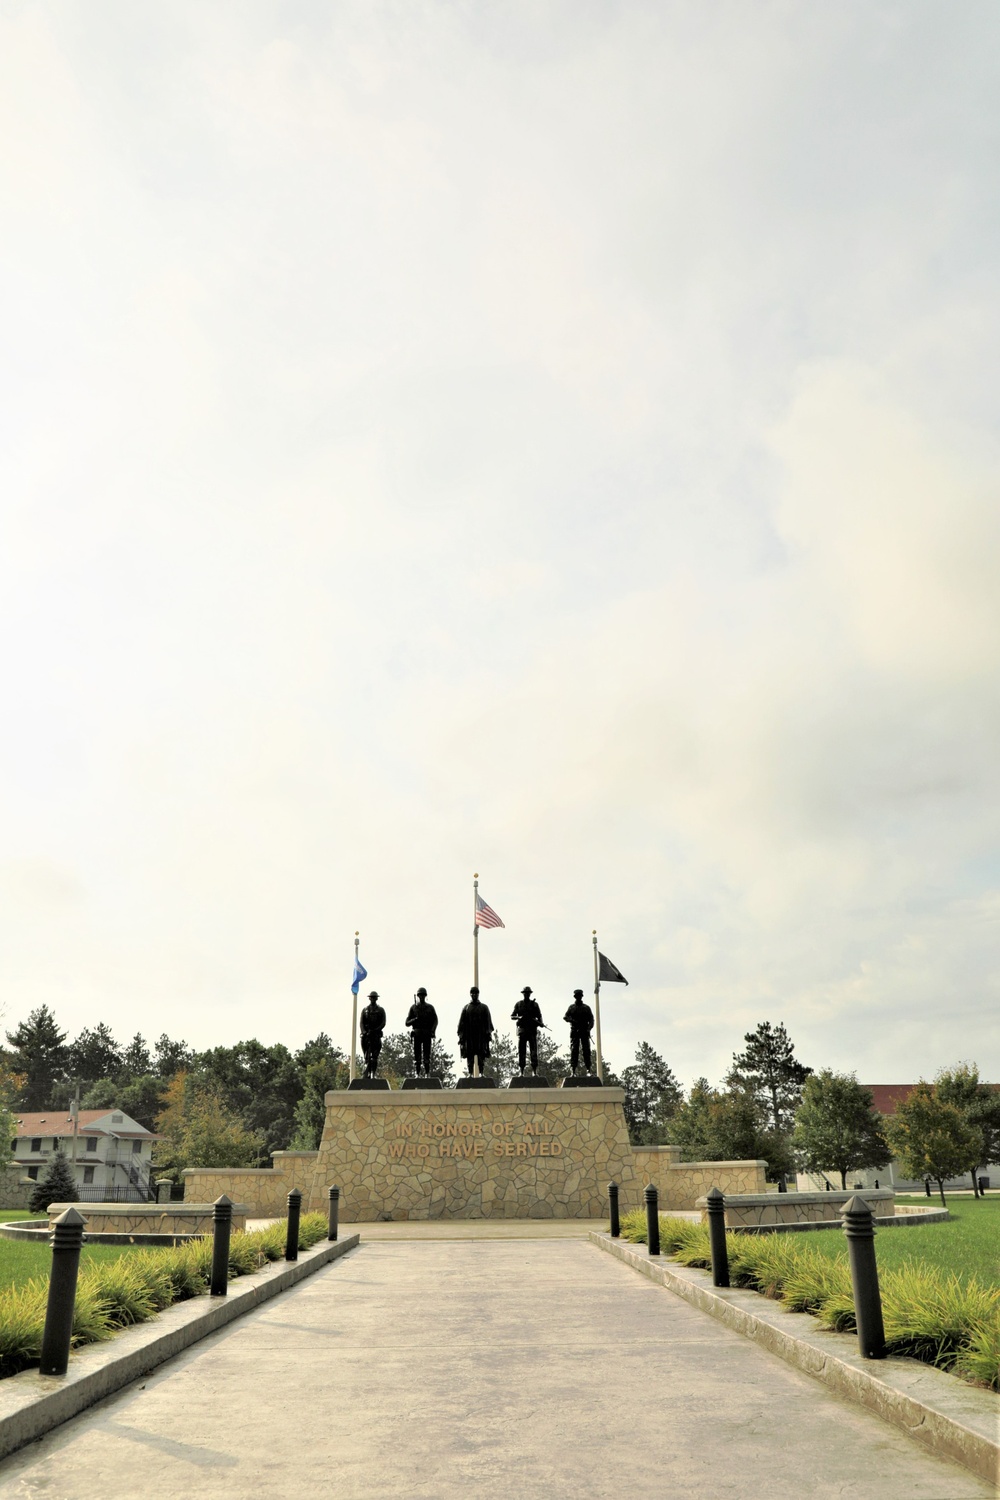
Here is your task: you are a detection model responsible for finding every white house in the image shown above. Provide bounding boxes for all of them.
[12,1109,158,1201]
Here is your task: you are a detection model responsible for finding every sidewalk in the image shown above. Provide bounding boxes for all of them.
[0,1239,990,1498]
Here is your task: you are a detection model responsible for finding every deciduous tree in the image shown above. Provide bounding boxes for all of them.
[934,1064,1000,1196]
[886,1082,982,1206]
[792,1071,891,1189]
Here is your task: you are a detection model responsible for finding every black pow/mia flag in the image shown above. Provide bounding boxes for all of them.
[598,952,628,985]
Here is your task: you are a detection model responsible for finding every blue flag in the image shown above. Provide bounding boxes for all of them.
[351,954,368,995]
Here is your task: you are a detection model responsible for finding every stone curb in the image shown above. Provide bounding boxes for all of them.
[0,1232,360,1463]
[590,1232,999,1488]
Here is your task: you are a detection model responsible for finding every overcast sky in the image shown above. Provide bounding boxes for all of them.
[1,1,998,1086]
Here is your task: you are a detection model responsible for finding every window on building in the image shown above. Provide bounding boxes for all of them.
[85,1138,98,1152]
[30,1138,41,1153]
[82,1165,95,1184]
[111,1114,123,1124]
[26,1166,39,1180]
[9,1141,15,1154]
[132,1140,142,1154]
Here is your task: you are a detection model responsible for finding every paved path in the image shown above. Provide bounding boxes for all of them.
[0,1240,990,1499]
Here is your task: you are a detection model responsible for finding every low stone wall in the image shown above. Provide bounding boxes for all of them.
[47,1203,249,1235]
[695,1188,895,1228]
[0,1168,33,1211]
[633,1149,768,1210]
[181,1152,318,1217]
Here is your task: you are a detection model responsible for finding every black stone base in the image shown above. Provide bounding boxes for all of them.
[507,1075,550,1088]
[455,1076,498,1089]
[348,1077,391,1091]
[559,1075,603,1087]
[401,1077,443,1090]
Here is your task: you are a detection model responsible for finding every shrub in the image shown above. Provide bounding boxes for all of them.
[0,1211,331,1380]
[29,1151,77,1214]
[614,1211,1000,1392]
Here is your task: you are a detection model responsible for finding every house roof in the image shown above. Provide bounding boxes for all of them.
[12,1111,156,1140]
[864,1085,920,1116]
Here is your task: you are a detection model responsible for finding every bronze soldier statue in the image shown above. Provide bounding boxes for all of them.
[511,985,545,1076]
[405,987,438,1077]
[457,986,494,1076]
[564,988,595,1075]
[360,990,387,1079]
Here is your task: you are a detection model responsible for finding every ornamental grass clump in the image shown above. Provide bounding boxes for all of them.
[0,1212,329,1380]
[611,1210,1000,1391]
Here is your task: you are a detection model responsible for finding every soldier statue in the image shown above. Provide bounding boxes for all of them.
[457,986,494,1077]
[405,987,438,1077]
[564,989,595,1076]
[511,985,545,1076]
[360,990,387,1079]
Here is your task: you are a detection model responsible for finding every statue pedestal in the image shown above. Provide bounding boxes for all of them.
[309,1084,636,1221]
[508,1075,549,1088]
[560,1076,603,1088]
[348,1078,391,1091]
[402,1077,442,1090]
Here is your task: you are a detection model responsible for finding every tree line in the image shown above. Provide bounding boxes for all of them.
[1,1007,996,1199]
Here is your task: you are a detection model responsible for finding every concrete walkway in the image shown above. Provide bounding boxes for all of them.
[0,1240,990,1498]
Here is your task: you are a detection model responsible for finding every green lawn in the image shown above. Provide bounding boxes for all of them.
[0,1217,145,1291]
[800,1195,999,1286]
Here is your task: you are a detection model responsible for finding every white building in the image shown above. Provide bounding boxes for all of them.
[12,1109,158,1201]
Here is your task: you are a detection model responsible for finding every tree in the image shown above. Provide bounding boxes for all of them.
[670,1078,794,1178]
[6,1006,68,1108]
[792,1071,891,1189]
[68,1024,123,1090]
[153,1033,194,1078]
[934,1064,1000,1196]
[622,1043,683,1145]
[121,1034,153,1077]
[192,1040,303,1156]
[0,1063,22,1173]
[29,1149,77,1213]
[154,1073,264,1179]
[82,1075,165,1132]
[290,1056,350,1149]
[885,1082,982,1206]
[728,1021,812,1133]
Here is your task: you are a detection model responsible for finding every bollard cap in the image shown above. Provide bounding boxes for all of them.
[644,1183,657,1198]
[213,1194,233,1209]
[841,1194,873,1217]
[706,1186,725,1203]
[607,1181,618,1192]
[287,1187,303,1201]
[329,1185,340,1197]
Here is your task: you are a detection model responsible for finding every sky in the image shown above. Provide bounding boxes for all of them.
[1,1,998,1088]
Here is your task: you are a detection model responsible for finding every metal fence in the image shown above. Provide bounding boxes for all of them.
[73,1184,156,1203]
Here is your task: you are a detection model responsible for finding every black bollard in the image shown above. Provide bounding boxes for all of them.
[608,1182,620,1238]
[328,1185,340,1242]
[39,1206,86,1377]
[210,1194,233,1297]
[644,1184,660,1256]
[705,1186,730,1288]
[286,1187,302,1262]
[842,1196,886,1359]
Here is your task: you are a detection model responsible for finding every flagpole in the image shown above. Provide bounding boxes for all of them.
[350,931,360,1083]
[592,930,604,1082]
[472,875,481,1077]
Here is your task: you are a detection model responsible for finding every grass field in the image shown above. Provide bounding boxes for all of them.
[799,1196,1000,1286]
[0,1235,137,1292]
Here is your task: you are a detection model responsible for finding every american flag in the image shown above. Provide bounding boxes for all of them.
[475,893,505,929]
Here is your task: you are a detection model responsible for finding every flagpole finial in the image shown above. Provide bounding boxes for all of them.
[474,872,478,879]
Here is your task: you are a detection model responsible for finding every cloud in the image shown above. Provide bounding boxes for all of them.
[0,2,997,1086]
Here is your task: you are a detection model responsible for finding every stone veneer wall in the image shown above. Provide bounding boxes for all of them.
[181,1152,318,1216]
[632,1148,768,1210]
[697,1189,895,1228]
[46,1203,249,1234]
[0,1167,33,1211]
[307,1087,638,1220]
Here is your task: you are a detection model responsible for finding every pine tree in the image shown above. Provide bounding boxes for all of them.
[68,1024,122,1089]
[792,1071,891,1189]
[29,1149,77,1213]
[6,1006,69,1109]
[622,1043,683,1144]
[728,1021,812,1133]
